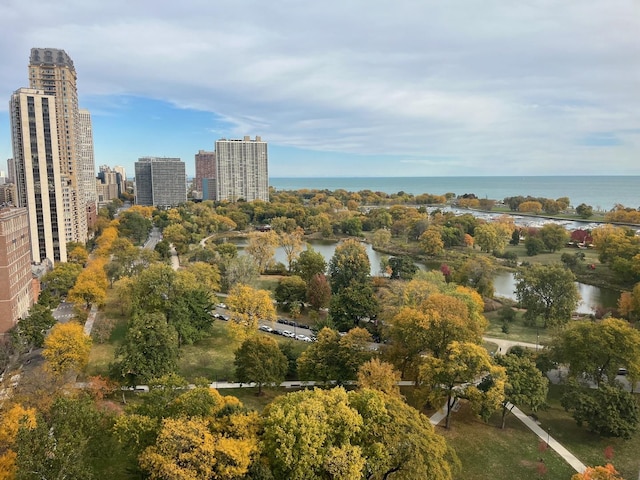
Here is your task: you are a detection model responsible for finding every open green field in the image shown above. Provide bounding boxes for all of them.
[484,308,555,345]
[521,385,640,479]
[440,402,576,480]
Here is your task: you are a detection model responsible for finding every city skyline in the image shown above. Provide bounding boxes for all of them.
[0,1,638,178]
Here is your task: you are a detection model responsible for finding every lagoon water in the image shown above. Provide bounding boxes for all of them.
[270,176,640,212]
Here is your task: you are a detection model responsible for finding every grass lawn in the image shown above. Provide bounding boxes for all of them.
[440,402,576,480]
[522,384,640,479]
[484,309,555,346]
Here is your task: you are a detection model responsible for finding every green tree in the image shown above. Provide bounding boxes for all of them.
[349,389,458,480]
[114,312,179,384]
[387,256,418,280]
[576,203,594,219]
[12,303,56,349]
[234,336,288,394]
[15,394,126,480]
[261,387,365,480]
[118,210,152,244]
[525,235,545,256]
[329,283,379,331]
[166,288,215,347]
[275,275,307,307]
[495,354,549,429]
[298,327,374,384]
[41,262,82,300]
[291,247,327,284]
[515,263,580,328]
[551,318,640,387]
[561,383,639,439]
[539,223,569,252]
[328,239,370,293]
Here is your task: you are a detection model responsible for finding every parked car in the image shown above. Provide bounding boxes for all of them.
[219,315,230,321]
[277,318,288,325]
[216,303,227,309]
[618,368,628,376]
[282,330,295,338]
[259,325,273,333]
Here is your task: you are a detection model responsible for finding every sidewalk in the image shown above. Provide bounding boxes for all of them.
[429,400,587,474]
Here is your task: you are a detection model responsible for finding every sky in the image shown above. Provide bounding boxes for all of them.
[0,0,639,178]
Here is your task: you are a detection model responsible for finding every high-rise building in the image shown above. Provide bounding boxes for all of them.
[78,109,98,230]
[214,136,268,202]
[195,150,216,192]
[0,206,34,333]
[28,48,88,244]
[134,157,186,207]
[0,184,18,206]
[10,88,67,264]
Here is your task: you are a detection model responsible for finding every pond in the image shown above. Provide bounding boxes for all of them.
[226,237,618,313]
[227,238,424,276]
[493,271,620,315]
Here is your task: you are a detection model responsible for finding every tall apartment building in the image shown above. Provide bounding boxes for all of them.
[0,207,34,333]
[134,157,186,207]
[78,109,98,229]
[214,136,268,202]
[28,48,89,244]
[10,88,67,264]
[194,150,216,192]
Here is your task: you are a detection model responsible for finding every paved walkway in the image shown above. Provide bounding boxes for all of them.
[83,305,98,335]
[483,336,540,353]
[428,399,587,474]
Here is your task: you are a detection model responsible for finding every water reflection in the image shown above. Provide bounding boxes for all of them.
[493,271,620,314]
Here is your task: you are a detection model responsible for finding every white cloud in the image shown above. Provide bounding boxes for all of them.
[0,0,639,175]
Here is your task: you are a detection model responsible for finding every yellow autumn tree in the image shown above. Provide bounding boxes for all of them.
[357,359,402,397]
[43,322,92,377]
[139,417,255,480]
[0,403,37,480]
[68,258,108,308]
[226,283,276,341]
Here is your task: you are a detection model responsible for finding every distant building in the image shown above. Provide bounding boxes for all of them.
[78,109,98,231]
[0,207,34,333]
[96,165,122,206]
[0,184,18,206]
[7,158,16,184]
[214,136,268,202]
[195,150,216,193]
[10,88,67,264]
[134,157,186,207]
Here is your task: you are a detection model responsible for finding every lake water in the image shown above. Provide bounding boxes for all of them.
[270,176,640,212]
[231,237,616,312]
[493,271,620,315]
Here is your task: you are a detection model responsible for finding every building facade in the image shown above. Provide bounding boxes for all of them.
[10,88,67,264]
[134,157,186,207]
[96,165,122,205]
[194,150,216,193]
[214,136,268,202]
[28,48,88,244]
[0,207,35,333]
[78,109,98,230]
